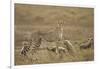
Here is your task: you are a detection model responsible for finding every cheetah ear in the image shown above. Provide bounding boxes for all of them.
[88,38,90,40]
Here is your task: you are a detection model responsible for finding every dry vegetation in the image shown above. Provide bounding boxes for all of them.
[14,4,94,65]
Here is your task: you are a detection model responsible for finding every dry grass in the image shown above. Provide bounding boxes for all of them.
[14,4,94,65]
